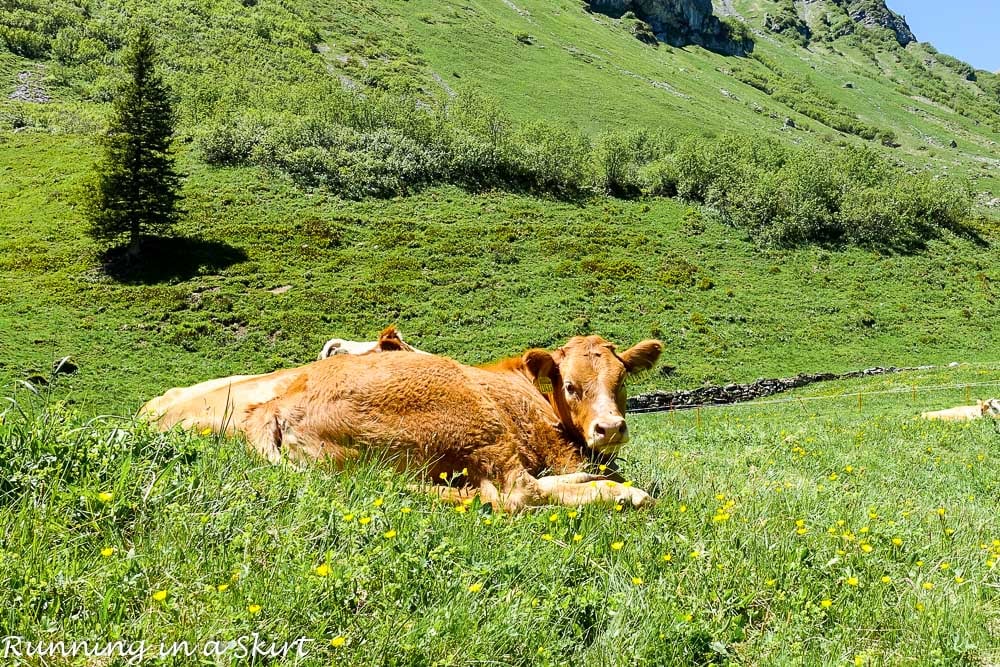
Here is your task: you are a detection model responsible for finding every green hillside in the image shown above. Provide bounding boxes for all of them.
[2,0,999,411]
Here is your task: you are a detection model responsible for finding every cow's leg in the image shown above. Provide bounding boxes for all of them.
[537,477,654,508]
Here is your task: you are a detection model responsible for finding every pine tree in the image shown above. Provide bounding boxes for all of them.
[86,24,180,258]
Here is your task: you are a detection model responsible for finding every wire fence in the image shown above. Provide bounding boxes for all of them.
[626,367,1000,416]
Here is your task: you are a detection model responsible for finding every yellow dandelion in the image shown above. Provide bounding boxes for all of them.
[828,472,838,481]
[100,547,114,558]
[567,511,578,519]
[916,560,924,567]
[922,582,934,590]
[690,550,701,559]
[796,528,808,535]
[97,491,114,504]
[483,518,492,525]
[541,533,553,541]
[861,543,873,554]
[622,481,633,487]
[400,507,412,514]
[854,656,865,666]
[820,599,832,608]
[915,602,925,612]
[598,464,607,472]
[342,513,355,522]
[468,582,483,593]
[712,513,730,523]
[845,465,854,473]
[936,508,946,517]
[944,528,955,536]
[383,530,397,539]
[549,513,559,522]
[614,504,624,512]
[662,553,673,562]
[200,427,212,436]
[611,541,624,551]
[372,497,383,507]
[892,537,903,547]
[939,562,950,570]
[152,589,167,602]
[683,613,693,622]
[954,575,965,584]
[330,636,346,647]
[359,516,372,525]
[631,577,643,586]
[454,505,467,514]
[315,563,330,577]
[248,604,261,614]
[845,577,859,587]
[679,505,687,513]
[216,583,229,592]
[880,576,892,584]
[439,472,448,480]
[572,534,583,542]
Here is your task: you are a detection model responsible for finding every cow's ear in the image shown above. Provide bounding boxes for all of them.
[620,340,663,373]
[376,325,405,352]
[522,349,555,381]
[978,400,987,413]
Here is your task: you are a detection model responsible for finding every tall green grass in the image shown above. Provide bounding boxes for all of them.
[3,365,999,665]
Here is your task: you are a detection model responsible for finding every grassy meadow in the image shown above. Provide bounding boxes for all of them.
[3,365,1000,665]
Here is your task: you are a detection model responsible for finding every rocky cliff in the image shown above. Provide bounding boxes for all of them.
[817,0,915,46]
[587,0,750,54]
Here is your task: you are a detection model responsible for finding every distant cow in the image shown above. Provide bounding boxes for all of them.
[920,398,1000,422]
[142,334,662,511]
[318,327,425,360]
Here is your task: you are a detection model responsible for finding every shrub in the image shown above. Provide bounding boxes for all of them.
[592,130,646,197]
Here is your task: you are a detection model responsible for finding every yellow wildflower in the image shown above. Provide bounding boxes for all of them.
[820,599,832,608]
[248,604,261,614]
[611,541,624,551]
[383,530,397,539]
[468,582,483,593]
[359,516,372,525]
[315,563,330,577]
[330,636,346,647]
[152,589,167,602]
[97,491,114,503]
[100,547,114,558]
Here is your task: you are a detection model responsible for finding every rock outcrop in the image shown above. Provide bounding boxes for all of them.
[587,0,751,55]
[814,0,915,46]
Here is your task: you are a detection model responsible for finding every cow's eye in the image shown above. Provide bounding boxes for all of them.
[564,382,580,398]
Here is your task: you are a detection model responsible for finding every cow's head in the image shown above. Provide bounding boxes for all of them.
[982,398,1000,416]
[523,335,662,455]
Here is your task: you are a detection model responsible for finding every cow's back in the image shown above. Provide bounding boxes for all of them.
[248,352,555,478]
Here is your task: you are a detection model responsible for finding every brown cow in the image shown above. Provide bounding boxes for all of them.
[142,334,662,511]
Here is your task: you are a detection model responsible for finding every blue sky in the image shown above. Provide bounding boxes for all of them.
[890,1,999,72]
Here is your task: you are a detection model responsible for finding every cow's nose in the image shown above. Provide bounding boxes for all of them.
[593,417,627,445]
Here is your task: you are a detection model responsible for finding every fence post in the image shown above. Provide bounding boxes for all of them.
[965,386,971,403]
[858,392,862,412]
[696,406,702,430]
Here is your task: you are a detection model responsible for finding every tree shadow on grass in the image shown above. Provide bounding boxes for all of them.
[100,236,248,284]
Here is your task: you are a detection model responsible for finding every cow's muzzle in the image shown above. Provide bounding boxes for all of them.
[589,416,629,452]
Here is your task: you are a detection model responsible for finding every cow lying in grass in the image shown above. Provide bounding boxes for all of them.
[920,398,1000,422]
[142,331,662,511]
[317,327,426,360]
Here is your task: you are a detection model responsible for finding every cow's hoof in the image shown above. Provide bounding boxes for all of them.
[618,487,655,508]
